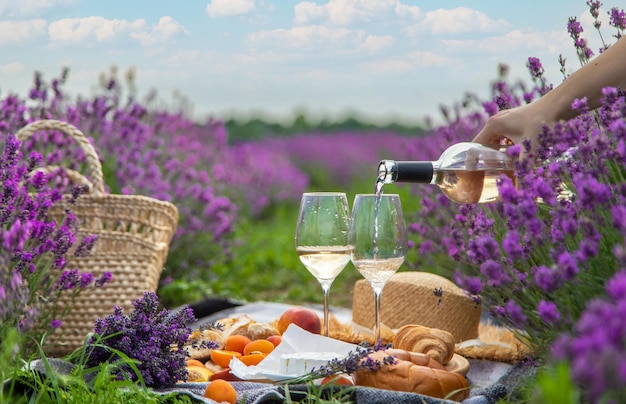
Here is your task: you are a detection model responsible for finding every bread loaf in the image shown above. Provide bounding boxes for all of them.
[217,315,280,340]
[353,349,470,402]
[183,329,224,361]
[394,325,455,365]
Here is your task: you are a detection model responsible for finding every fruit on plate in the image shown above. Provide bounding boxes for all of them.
[224,335,252,354]
[186,365,213,382]
[211,349,243,368]
[204,379,238,404]
[277,306,322,335]
[239,353,267,366]
[186,358,205,368]
[321,375,354,386]
[266,335,282,347]
[243,339,275,356]
[210,368,243,382]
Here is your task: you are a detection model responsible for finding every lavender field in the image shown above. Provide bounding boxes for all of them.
[2,1,626,401]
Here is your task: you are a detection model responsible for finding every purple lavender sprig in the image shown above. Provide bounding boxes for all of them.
[84,291,195,388]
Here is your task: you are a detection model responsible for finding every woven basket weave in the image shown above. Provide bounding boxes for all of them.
[352,271,482,342]
[16,119,179,357]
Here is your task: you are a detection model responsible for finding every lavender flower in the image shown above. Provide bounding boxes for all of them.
[95,271,113,287]
[404,3,626,360]
[552,270,626,402]
[609,7,626,38]
[85,291,195,388]
[537,300,561,324]
[1,132,97,355]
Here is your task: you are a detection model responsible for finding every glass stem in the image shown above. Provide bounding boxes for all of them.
[373,286,383,343]
[321,282,332,337]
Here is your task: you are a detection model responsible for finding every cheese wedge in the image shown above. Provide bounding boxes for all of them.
[279,352,344,376]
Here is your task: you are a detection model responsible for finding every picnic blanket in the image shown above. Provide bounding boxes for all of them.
[22,301,535,403]
[173,301,533,403]
[26,356,528,404]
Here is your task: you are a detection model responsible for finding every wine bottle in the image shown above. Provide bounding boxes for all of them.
[377,142,516,204]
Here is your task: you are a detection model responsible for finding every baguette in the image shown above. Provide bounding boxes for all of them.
[353,349,470,402]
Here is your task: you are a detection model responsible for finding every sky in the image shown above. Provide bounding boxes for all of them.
[0,0,622,125]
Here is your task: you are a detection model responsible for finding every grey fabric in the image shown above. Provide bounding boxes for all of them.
[19,358,515,403]
[159,380,509,404]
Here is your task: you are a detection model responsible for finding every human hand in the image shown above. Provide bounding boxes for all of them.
[472,103,546,160]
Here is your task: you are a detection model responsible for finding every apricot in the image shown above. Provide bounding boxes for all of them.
[186,359,205,368]
[210,349,242,368]
[224,334,252,354]
[186,365,212,382]
[210,368,242,382]
[243,339,275,356]
[239,353,267,366]
[277,306,322,335]
[204,379,237,404]
[321,375,354,386]
[266,335,282,347]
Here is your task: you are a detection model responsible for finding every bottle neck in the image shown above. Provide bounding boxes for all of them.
[378,160,434,184]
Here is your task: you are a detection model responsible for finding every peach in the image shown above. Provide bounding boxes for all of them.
[277,306,321,335]
[321,375,354,386]
[266,335,282,347]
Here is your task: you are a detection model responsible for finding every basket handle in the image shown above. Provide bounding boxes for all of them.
[15,120,105,195]
[36,165,95,193]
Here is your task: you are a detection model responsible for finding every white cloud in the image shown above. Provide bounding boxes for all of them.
[294,1,325,24]
[359,49,450,75]
[0,62,25,74]
[48,16,146,43]
[394,2,421,20]
[359,35,394,53]
[48,16,188,48]
[0,19,46,44]
[406,7,510,36]
[248,25,365,51]
[206,0,254,18]
[442,30,569,55]
[129,16,189,47]
[407,50,450,67]
[359,58,411,74]
[294,0,420,25]
[0,0,77,17]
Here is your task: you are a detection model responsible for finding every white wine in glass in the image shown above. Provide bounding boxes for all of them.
[295,192,351,336]
[349,194,407,343]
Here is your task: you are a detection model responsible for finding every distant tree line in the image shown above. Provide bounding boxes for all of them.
[224,113,428,143]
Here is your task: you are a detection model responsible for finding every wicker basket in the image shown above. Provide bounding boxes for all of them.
[352,271,482,342]
[16,119,179,357]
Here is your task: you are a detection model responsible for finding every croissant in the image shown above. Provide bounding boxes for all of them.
[393,324,455,365]
[353,349,469,402]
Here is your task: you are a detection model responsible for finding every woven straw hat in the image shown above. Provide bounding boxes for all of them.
[352,271,482,342]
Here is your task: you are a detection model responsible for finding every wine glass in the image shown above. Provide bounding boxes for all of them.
[295,192,351,337]
[348,194,408,343]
